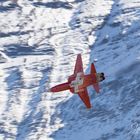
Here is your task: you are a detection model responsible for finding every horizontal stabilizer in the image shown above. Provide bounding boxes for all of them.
[93,83,100,93]
[91,63,100,93]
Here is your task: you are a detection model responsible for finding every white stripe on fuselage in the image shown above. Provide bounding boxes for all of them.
[70,72,84,93]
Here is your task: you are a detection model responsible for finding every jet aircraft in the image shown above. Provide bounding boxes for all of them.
[50,54,105,108]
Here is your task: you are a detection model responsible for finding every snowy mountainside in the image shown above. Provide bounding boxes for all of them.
[0,0,140,140]
[51,0,140,140]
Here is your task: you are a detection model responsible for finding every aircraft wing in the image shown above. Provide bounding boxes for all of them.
[74,54,83,74]
[78,88,91,109]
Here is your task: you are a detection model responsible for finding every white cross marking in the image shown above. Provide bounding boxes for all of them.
[70,72,84,93]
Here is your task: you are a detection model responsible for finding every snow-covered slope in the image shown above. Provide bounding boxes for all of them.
[0,0,140,140]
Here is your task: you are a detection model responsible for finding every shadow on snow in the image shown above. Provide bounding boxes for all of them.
[3,43,55,58]
[16,67,52,139]
[32,1,73,9]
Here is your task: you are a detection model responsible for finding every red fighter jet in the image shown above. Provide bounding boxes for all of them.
[50,54,105,109]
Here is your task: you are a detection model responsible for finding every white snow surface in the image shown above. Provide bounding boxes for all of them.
[0,0,140,140]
